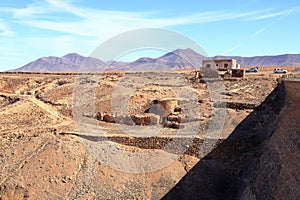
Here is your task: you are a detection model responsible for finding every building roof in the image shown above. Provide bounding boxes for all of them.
[202,59,236,62]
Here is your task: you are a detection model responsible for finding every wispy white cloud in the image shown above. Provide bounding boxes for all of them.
[217,7,299,56]
[218,44,242,55]
[1,0,299,70]
[250,11,290,20]
[252,27,266,36]
[13,3,50,18]
[249,7,299,38]
[246,7,300,21]
[2,0,298,40]
[0,2,54,18]
[0,19,14,36]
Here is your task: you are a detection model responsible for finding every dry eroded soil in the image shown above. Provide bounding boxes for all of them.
[0,71,278,199]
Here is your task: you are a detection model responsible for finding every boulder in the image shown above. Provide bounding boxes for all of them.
[164,121,182,129]
[95,112,102,121]
[167,114,182,123]
[103,114,115,123]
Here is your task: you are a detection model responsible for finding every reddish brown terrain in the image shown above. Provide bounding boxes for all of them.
[0,70,299,199]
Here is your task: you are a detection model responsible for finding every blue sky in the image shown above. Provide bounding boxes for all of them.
[0,0,300,70]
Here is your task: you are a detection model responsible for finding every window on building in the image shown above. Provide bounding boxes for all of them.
[224,63,228,68]
[206,64,211,68]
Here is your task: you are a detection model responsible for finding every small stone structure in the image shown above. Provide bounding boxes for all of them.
[145,98,183,129]
[145,98,179,117]
[231,69,245,78]
[90,98,183,129]
[164,113,183,129]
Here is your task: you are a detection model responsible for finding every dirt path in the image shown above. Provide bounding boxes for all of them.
[28,96,64,120]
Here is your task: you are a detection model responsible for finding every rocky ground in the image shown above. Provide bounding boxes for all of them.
[0,71,296,199]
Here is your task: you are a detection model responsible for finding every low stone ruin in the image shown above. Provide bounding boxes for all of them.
[92,112,161,126]
[84,98,184,129]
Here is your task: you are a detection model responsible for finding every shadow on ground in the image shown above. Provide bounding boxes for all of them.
[162,81,287,200]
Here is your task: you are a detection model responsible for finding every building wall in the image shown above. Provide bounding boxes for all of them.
[202,59,239,70]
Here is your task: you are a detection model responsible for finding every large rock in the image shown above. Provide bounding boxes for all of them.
[103,114,115,123]
[167,114,182,123]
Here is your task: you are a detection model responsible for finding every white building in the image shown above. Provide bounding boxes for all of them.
[202,59,240,71]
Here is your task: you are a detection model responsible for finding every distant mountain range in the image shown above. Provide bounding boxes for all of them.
[8,48,300,72]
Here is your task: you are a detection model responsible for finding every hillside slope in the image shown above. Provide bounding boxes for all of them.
[9,53,106,72]
[9,49,300,72]
[163,79,300,200]
[238,80,300,200]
